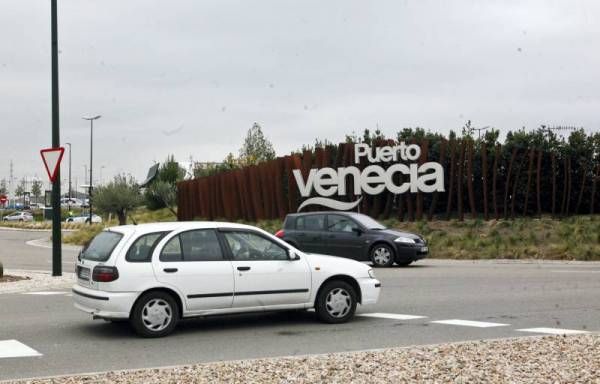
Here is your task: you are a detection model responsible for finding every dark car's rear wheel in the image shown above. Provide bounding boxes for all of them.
[131,291,179,338]
[315,280,357,324]
[370,244,394,267]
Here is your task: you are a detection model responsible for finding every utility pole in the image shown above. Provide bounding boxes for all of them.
[83,115,101,224]
[50,0,62,276]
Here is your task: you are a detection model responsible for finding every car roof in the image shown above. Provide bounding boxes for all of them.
[106,221,262,236]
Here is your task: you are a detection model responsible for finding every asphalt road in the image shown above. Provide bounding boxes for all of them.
[1,230,599,381]
[0,229,79,272]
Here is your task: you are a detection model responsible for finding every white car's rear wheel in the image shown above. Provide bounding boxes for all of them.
[131,291,179,338]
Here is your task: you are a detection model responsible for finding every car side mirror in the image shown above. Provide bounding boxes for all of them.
[288,250,301,261]
[352,227,363,236]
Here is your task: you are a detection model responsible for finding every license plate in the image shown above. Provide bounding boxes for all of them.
[78,266,90,280]
[420,247,429,253]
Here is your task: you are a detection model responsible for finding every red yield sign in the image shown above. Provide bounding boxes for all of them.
[40,147,65,183]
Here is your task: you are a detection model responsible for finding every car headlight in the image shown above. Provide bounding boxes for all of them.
[394,236,416,244]
[368,269,376,279]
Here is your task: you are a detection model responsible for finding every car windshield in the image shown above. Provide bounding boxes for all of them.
[81,231,123,262]
[351,214,386,230]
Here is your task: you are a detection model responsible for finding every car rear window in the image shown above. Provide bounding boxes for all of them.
[296,214,325,230]
[81,231,123,262]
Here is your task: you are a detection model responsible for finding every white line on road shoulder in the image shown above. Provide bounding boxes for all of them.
[430,319,509,328]
[22,291,69,296]
[0,340,42,359]
[358,313,427,320]
[516,327,589,335]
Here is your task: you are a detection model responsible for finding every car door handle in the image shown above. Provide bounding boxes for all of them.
[237,266,251,271]
[163,268,178,273]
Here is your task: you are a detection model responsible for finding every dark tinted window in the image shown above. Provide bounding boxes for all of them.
[327,215,359,233]
[223,231,288,261]
[180,230,224,261]
[126,232,168,262]
[81,231,123,262]
[160,235,183,262]
[296,214,325,231]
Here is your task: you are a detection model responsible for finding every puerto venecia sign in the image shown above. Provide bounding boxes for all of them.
[293,142,445,211]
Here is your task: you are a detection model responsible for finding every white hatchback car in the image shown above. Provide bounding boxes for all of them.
[73,222,381,337]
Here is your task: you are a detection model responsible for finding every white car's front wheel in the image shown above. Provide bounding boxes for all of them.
[315,280,357,324]
[130,291,179,338]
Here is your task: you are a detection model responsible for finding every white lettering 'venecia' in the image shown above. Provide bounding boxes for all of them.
[292,162,444,198]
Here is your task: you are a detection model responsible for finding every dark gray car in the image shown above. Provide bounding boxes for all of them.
[275,211,428,267]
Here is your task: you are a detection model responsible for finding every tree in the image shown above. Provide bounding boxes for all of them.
[31,180,42,203]
[15,179,26,198]
[94,175,142,225]
[146,180,177,216]
[145,155,186,210]
[239,123,276,166]
[157,155,186,184]
[0,179,7,195]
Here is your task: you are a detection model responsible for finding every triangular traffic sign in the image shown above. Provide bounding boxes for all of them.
[40,147,65,183]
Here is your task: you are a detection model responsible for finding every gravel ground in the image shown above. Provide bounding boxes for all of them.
[0,270,74,294]
[7,334,599,384]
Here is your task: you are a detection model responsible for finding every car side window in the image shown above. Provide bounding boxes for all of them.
[126,232,168,262]
[297,214,325,231]
[179,229,224,261]
[160,235,183,262]
[327,215,359,233]
[223,231,288,261]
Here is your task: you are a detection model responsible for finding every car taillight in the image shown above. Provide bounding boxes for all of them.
[275,229,285,238]
[92,266,119,282]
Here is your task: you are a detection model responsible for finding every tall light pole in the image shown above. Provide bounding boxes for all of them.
[65,142,72,210]
[83,115,101,224]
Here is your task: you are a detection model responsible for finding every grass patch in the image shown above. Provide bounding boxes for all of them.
[59,210,600,260]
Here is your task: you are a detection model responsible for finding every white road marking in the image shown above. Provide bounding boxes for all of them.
[430,319,509,328]
[22,291,69,296]
[0,340,42,359]
[516,327,589,335]
[358,312,427,320]
[550,270,600,273]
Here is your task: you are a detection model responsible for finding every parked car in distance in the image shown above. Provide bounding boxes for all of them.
[72,222,380,338]
[66,214,102,224]
[276,211,428,268]
[3,211,34,222]
[61,198,83,207]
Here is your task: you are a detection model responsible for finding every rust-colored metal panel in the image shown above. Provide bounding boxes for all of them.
[274,158,287,218]
[416,140,428,220]
[248,166,265,220]
[315,147,325,168]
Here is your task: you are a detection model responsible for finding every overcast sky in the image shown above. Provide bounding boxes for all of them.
[1,0,598,190]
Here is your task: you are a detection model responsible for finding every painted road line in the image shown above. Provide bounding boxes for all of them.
[430,319,509,328]
[550,270,600,273]
[516,327,590,335]
[0,340,42,359]
[358,313,427,320]
[22,291,69,296]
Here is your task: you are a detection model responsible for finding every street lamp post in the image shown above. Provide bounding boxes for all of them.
[83,115,101,224]
[65,142,72,210]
